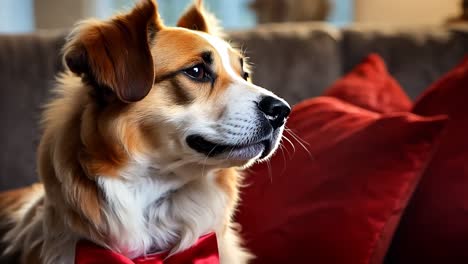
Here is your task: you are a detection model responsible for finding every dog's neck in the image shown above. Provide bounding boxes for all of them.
[96,153,229,258]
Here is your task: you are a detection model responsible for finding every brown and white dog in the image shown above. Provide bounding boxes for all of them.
[0,0,290,263]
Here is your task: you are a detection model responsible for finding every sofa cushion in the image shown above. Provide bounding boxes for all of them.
[387,56,468,263]
[323,53,411,113]
[236,97,446,264]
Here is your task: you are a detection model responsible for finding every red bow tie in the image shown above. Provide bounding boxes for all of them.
[75,233,219,264]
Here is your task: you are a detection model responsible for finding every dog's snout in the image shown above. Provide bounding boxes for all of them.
[258,96,291,129]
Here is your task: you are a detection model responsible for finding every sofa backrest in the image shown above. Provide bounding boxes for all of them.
[341,25,468,99]
[229,23,468,103]
[0,31,65,190]
[0,23,467,191]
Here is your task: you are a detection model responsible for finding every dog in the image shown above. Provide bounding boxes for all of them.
[0,0,290,263]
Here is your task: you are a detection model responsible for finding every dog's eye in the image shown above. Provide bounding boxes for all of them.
[183,64,211,82]
[242,71,250,80]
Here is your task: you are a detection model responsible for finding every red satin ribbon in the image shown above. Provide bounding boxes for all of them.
[75,233,219,264]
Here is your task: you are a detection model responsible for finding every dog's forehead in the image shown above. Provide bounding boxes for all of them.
[152,28,241,74]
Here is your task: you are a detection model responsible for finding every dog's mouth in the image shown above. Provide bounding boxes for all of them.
[186,135,273,160]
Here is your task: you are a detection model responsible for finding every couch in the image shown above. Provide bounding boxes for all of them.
[1,23,468,191]
[1,23,468,263]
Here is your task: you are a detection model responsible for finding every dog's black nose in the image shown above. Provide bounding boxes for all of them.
[258,96,291,129]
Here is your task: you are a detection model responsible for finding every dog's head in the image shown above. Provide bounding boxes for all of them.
[63,0,290,171]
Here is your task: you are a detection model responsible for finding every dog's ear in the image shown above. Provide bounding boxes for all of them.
[177,0,222,36]
[63,0,163,103]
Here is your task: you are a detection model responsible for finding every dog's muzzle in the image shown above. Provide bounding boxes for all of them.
[187,96,290,161]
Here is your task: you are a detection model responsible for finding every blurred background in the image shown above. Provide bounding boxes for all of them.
[0,0,465,33]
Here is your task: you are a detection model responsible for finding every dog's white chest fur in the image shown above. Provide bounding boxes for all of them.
[98,157,228,259]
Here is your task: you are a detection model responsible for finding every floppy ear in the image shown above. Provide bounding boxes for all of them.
[64,0,163,103]
[176,0,222,36]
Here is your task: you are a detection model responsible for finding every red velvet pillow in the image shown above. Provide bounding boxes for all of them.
[236,97,446,264]
[386,57,468,263]
[323,54,412,113]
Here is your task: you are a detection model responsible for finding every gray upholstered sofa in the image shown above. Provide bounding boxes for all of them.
[0,22,467,192]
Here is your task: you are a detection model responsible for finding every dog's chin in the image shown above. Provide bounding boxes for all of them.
[186,134,279,164]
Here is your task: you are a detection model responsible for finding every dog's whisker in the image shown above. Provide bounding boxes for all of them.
[201,145,220,178]
[285,127,313,159]
[278,144,288,175]
[285,127,310,147]
[282,135,296,157]
[226,146,236,161]
[279,135,294,159]
[266,159,273,183]
[160,159,196,175]
[201,157,209,179]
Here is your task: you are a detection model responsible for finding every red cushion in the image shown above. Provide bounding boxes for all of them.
[387,57,468,263]
[323,54,412,113]
[236,97,446,264]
